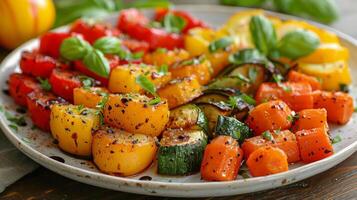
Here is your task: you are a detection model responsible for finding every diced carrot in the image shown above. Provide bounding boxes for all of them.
[246,146,288,177]
[287,71,321,90]
[201,136,243,181]
[312,90,354,124]
[255,82,313,111]
[242,130,300,163]
[245,100,293,135]
[292,108,328,132]
[295,128,333,163]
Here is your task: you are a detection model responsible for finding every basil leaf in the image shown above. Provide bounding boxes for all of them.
[158,64,168,75]
[83,49,110,78]
[228,48,266,65]
[249,15,277,55]
[273,0,338,24]
[135,75,156,95]
[278,30,320,60]
[163,13,186,33]
[93,36,122,54]
[208,37,234,53]
[37,77,52,92]
[60,36,92,60]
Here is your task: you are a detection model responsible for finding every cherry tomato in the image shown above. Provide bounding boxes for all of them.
[8,73,41,107]
[20,51,59,78]
[70,19,121,44]
[121,39,149,53]
[154,8,208,33]
[49,69,81,102]
[117,9,184,50]
[27,90,66,131]
[39,32,71,58]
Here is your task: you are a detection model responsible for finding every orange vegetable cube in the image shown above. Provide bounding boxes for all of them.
[287,70,321,90]
[201,136,243,181]
[157,77,202,109]
[292,108,328,132]
[295,128,333,163]
[312,91,354,124]
[247,146,288,177]
[245,100,293,135]
[242,130,300,163]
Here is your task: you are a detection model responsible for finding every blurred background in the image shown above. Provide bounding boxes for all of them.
[0,0,356,50]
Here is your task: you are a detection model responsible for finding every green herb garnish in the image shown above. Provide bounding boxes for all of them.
[8,124,18,131]
[273,74,292,93]
[249,15,277,55]
[339,83,349,93]
[95,93,109,125]
[331,135,342,144]
[162,12,187,33]
[5,112,26,126]
[208,37,234,53]
[158,64,169,75]
[135,75,161,105]
[248,67,258,83]
[37,78,52,91]
[262,131,273,141]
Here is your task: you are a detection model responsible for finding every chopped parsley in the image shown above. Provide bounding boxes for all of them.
[208,37,234,53]
[148,97,161,105]
[273,74,291,93]
[273,129,281,134]
[95,93,109,125]
[339,83,349,93]
[8,124,18,131]
[262,131,273,141]
[156,48,168,54]
[157,64,169,75]
[331,135,342,144]
[287,111,299,123]
[37,77,52,91]
[78,75,95,89]
[5,111,26,126]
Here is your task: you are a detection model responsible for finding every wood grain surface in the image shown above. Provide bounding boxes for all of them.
[1,1,357,199]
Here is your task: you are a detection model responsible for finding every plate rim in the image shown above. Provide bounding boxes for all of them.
[0,4,356,197]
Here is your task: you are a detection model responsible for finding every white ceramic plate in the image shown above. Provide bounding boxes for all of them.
[0,5,356,198]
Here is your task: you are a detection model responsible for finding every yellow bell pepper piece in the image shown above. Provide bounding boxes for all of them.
[298,43,349,64]
[276,20,339,43]
[0,0,55,49]
[298,60,351,91]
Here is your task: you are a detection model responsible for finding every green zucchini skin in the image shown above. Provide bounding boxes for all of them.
[158,129,208,175]
[167,104,209,135]
[215,115,253,144]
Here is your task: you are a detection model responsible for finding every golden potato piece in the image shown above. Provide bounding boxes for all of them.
[92,126,157,176]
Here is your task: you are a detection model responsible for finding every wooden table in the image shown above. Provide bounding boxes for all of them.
[1,1,357,199]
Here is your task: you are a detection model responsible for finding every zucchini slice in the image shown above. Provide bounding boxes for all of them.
[209,63,267,94]
[167,104,209,134]
[215,115,253,144]
[158,129,208,175]
[196,103,232,138]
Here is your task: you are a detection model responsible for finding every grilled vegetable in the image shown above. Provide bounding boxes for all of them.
[158,129,208,175]
[201,136,243,181]
[246,146,288,177]
[242,130,300,163]
[169,55,212,85]
[108,64,171,93]
[312,91,354,124]
[296,127,333,163]
[215,115,252,144]
[73,87,108,109]
[39,32,71,58]
[255,82,313,111]
[167,104,209,134]
[27,91,66,132]
[287,70,321,91]
[292,108,328,132]
[157,77,202,109]
[92,126,157,176]
[143,48,189,66]
[20,51,58,78]
[246,100,293,135]
[49,69,82,102]
[104,93,169,137]
[209,63,266,95]
[8,73,41,107]
[298,60,351,91]
[50,104,100,156]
